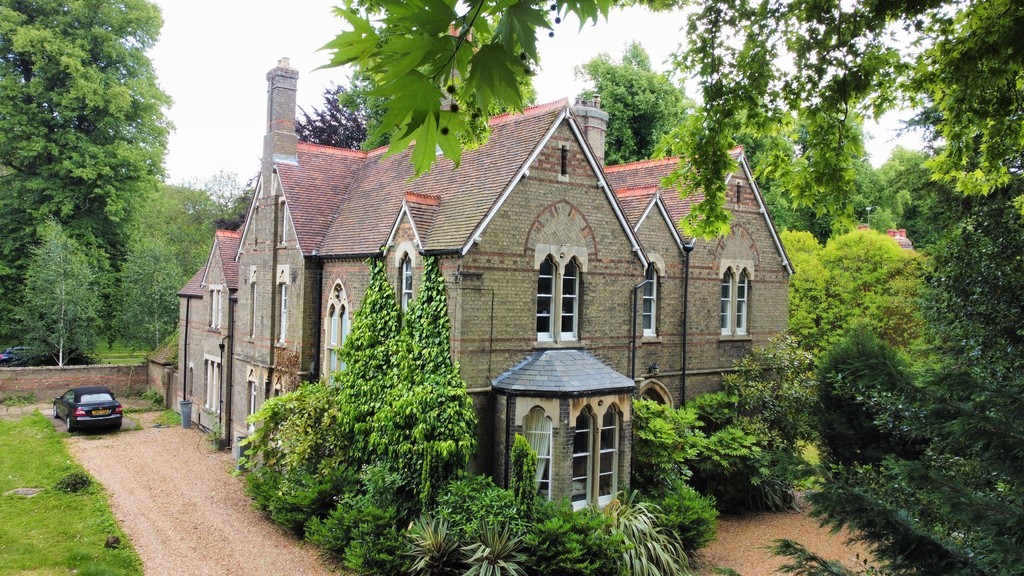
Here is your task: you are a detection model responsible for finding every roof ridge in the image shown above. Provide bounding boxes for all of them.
[405,191,441,206]
[295,141,369,158]
[215,229,241,238]
[605,157,679,173]
[614,185,659,197]
[489,98,569,126]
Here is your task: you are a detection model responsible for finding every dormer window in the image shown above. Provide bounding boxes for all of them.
[536,250,584,343]
[560,259,579,340]
[536,257,555,341]
[721,267,751,337]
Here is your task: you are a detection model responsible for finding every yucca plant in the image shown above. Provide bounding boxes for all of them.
[604,491,692,576]
[462,521,527,576]
[406,515,464,576]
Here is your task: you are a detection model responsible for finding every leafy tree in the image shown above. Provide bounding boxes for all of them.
[783,228,924,356]
[0,0,169,338]
[877,147,957,253]
[16,221,100,366]
[373,256,477,507]
[115,237,181,350]
[576,42,692,165]
[297,82,369,149]
[803,182,1024,574]
[323,0,1023,238]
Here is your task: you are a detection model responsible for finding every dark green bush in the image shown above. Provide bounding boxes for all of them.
[522,500,625,576]
[433,475,525,542]
[508,434,538,519]
[816,325,920,466]
[649,480,718,554]
[54,471,92,493]
[244,466,349,536]
[342,501,409,575]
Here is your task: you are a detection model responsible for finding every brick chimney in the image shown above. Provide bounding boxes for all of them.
[572,96,609,167]
[263,58,299,171]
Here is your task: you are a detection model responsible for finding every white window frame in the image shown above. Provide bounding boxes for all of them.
[720,268,733,336]
[278,283,288,344]
[249,281,257,338]
[736,270,748,336]
[536,257,555,341]
[571,409,593,510]
[597,408,620,506]
[721,266,751,336]
[209,285,223,330]
[524,407,553,500]
[248,378,258,432]
[400,255,414,310]
[204,355,221,413]
[642,266,657,337]
[536,253,582,343]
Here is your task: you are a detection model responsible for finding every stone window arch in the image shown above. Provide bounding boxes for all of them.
[325,282,351,374]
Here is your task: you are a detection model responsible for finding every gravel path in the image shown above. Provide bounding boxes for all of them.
[698,503,872,575]
[61,409,335,576]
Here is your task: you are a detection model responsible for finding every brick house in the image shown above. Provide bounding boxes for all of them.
[178,59,792,507]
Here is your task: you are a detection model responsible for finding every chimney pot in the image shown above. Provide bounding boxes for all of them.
[572,96,609,167]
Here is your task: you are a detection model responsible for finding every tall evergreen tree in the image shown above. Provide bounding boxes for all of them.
[0,0,169,339]
[16,221,100,366]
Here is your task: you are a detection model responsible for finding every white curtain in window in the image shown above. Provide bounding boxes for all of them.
[524,407,552,494]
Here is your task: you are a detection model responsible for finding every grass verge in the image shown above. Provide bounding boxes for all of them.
[0,412,142,575]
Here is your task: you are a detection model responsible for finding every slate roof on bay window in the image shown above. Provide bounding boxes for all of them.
[492,349,636,397]
[303,99,568,257]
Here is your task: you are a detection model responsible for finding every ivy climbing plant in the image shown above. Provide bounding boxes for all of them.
[335,258,403,469]
[373,256,478,507]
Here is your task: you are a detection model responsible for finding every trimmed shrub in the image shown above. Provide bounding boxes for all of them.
[433,475,525,542]
[650,480,718,554]
[244,466,350,536]
[342,501,409,575]
[508,434,538,519]
[522,500,625,576]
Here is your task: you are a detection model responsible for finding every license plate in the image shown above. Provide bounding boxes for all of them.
[92,409,110,416]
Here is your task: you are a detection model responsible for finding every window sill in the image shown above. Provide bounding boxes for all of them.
[719,334,753,342]
[534,339,586,350]
[640,336,662,344]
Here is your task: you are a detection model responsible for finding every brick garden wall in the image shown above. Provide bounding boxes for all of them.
[0,364,148,403]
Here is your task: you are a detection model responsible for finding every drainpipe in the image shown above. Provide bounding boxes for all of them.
[182,299,190,401]
[223,299,235,442]
[681,239,696,405]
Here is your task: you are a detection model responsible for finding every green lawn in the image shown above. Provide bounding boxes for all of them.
[95,341,148,365]
[0,413,142,575]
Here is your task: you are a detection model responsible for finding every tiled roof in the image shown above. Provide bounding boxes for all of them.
[318,100,568,256]
[277,144,366,256]
[606,157,701,233]
[492,349,635,397]
[614,187,658,226]
[406,193,441,247]
[178,266,206,298]
[215,230,242,291]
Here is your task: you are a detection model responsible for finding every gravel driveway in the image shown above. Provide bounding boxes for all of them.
[62,409,335,576]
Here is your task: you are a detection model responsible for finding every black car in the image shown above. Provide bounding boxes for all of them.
[0,346,26,366]
[53,386,123,432]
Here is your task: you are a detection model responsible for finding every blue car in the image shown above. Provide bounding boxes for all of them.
[53,386,123,432]
[0,346,26,366]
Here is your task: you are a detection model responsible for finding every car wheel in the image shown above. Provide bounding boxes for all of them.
[66,417,74,433]
[53,405,59,419]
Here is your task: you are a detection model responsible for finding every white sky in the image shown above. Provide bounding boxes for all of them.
[150,1,921,185]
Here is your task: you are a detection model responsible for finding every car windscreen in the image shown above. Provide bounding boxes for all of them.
[79,393,114,403]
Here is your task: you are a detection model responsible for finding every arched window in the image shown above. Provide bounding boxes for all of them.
[524,407,553,499]
[571,409,593,509]
[400,255,413,310]
[597,408,621,506]
[536,257,555,340]
[326,284,350,374]
[736,270,748,335]
[560,258,579,340]
[642,266,657,337]
[720,268,733,336]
